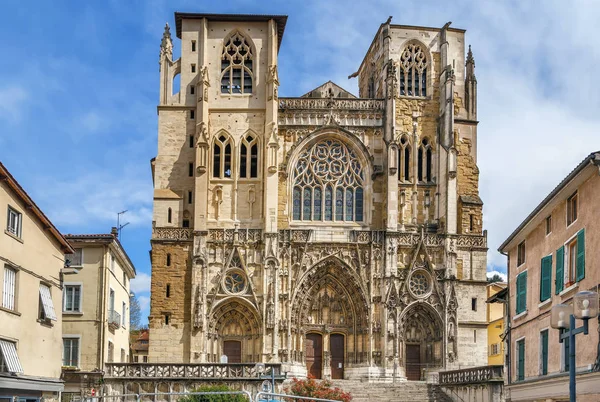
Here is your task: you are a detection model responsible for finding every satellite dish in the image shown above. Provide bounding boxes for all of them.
[261,380,273,393]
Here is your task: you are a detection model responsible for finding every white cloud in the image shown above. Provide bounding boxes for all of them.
[0,85,29,122]
[131,272,151,294]
[487,270,507,283]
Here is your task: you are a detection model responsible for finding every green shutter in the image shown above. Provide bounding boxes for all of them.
[516,272,527,314]
[540,256,552,302]
[541,331,548,375]
[576,229,585,282]
[517,340,525,381]
[555,246,564,294]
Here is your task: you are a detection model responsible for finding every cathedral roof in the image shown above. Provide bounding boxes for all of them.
[174,12,288,50]
[300,81,357,99]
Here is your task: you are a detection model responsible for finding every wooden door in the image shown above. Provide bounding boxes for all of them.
[223,340,241,363]
[305,333,323,379]
[330,334,344,379]
[406,344,421,381]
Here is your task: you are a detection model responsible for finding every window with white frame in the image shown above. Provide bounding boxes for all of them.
[63,285,82,313]
[489,343,500,356]
[220,31,253,94]
[65,248,83,267]
[6,206,21,237]
[2,266,16,311]
[63,337,79,367]
[110,253,115,272]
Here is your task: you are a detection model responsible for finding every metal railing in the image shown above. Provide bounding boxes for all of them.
[255,393,343,402]
[108,310,121,328]
[81,391,252,402]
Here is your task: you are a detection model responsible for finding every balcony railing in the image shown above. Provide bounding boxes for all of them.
[108,309,121,330]
[104,363,282,379]
[439,365,504,385]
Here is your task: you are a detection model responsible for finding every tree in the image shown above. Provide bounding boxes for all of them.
[487,274,504,283]
[130,292,142,330]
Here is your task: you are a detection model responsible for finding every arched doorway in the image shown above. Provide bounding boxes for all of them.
[400,303,444,380]
[207,299,261,363]
[292,258,369,379]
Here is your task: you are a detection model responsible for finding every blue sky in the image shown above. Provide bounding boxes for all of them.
[1,1,599,324]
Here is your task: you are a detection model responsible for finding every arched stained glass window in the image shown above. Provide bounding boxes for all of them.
[399,43,428,97]
[240,134,258,178]
[213,134,233,178]
[292,139,365,222]
[221,32,253,94]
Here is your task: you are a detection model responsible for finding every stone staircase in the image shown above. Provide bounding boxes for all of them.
[330,380,452,402]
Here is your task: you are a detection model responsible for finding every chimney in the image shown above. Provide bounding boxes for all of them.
[111,226,118,238]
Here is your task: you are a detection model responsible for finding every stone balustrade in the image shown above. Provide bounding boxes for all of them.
[152,227,193,241]
[104,363,282,380]
[439,365,504,385]
[279,98,385,111]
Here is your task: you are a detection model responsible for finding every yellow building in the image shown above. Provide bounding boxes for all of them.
[486,282,506,366]
[0,161,74,401]
[61,231,136,399]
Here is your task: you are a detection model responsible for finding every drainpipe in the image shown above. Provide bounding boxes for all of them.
[500,249,511,386]
[98,245,108,371]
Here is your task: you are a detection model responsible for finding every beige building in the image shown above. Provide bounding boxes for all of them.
[131,330,149,363]
[486,282,506,366]
[499,151,600,401]
[61,231,136,399]
[149,12,489,381]
[0,162,74,400]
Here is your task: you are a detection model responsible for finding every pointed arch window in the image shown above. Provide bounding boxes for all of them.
[213,134,233,178]
[418,137,433,182]
[399,43,428,97]
[292,139,365,222]
[240,134,258,178]
[397,135,411,182]
[221,32,253,94]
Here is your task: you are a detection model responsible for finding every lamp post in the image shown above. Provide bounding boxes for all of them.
[550,291,599,402]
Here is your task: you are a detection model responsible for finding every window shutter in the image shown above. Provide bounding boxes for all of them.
[541,331,548,375]
[39,284,57,321]
[517,340,525,381]
[576,229,585,282]
[3,268,15,310]
[555,246,564,294]
[0,340,23,373]
[517,272,527,314]
[540,256,552,302]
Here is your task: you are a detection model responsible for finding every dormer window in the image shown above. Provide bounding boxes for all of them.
[399,43,428,97]
[221,32,253,94]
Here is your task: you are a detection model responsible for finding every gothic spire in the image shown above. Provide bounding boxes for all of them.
[159,23,173,62]
[465,45,477,119]
[466,45,476,80]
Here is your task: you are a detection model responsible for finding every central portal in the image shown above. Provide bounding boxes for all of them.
[223,340,241,363]
[306,333,323,378]
[406,344,421,381]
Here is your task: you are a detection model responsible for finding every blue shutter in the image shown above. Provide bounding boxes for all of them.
[576,229,585,282]
[540,256,552,302]
[555,246,564,294]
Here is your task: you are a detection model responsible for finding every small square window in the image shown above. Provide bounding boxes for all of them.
[191,41,196,52]
[545,215,552,235]
[191,64,196,73]
[190,110,195,119]
[6,206,22,238]
[190,86,195,95]
[182,219,190,228]
[517,241,526,267]
[567,192,578,226]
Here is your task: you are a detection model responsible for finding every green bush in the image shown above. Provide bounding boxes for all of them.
[177,384,248,402]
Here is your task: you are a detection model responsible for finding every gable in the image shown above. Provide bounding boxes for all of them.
[301,81,357,98]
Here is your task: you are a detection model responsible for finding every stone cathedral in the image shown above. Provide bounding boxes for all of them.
[149,12,488,381]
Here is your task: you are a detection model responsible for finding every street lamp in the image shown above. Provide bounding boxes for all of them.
[550,291,599,402]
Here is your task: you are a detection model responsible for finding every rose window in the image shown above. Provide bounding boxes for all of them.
[408,270,432,298]
[223,270,247,294]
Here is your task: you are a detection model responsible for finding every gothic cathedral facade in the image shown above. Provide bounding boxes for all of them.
[149,12,488,381]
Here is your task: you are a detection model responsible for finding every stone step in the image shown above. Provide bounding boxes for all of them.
[329,380,451,402]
